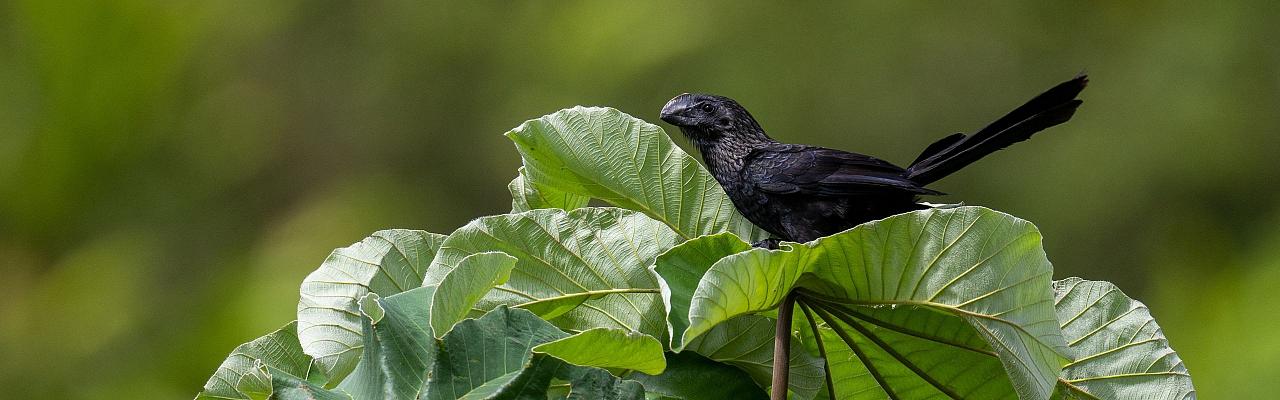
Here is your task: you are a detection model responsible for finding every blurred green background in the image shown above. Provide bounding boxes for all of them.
[2,1,1277,398]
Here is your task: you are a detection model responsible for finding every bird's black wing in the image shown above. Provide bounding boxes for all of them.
[743,144,942,196]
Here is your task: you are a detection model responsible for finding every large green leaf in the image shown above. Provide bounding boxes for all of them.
[685,315,827,400]
[424,306,644,400]
[422,208,677,344]
[804,302,1018,399]
[509,166,590,213]
[197,321,331,400]
[429,252,518,337]
[1051,278,1195,399]
[298,230,446,385]
[235,360,272,400]
[681,206,1068,400]
[424,306,568,400]
[628,352,767,400]
[652,233,824,399]
[336,287,439,400]
[268,367,352,400]
[533,328,667,375]
[334,297,388,400]
[652,232,753,347]
[506,106,766,242]
[559,368,645,400]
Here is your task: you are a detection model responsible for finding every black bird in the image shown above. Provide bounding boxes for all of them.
[660,75,1087,246]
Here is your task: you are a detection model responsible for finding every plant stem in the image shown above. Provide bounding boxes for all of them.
[771,291,797,400]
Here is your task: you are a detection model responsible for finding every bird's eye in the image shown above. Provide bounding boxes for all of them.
[697,103,714,113]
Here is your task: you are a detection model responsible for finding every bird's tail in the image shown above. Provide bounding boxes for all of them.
[906,75,1088,185]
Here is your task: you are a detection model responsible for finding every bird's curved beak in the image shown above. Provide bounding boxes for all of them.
[660,93,693,125]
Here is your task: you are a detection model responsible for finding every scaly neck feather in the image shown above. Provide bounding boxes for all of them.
[685,126,776,185]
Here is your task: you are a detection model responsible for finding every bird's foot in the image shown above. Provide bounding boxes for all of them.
[751,238,783,249]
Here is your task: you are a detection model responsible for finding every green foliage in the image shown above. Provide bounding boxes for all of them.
[509,167,590,213]
[421,208,678,342]
[429,252,518,337]
[630,352,767,400]
[533,328,667,375]
[340,288,436,399]
[197,321,329,400]
[424,306,566,400]
[506,106,768,242]
[298,230,446,385]
[684,315,827,399]
[1051,278,1194,399]
[654,234,826,399]
[652,232,753,347]
[674,207,1066,399]
[198,107,1192,399]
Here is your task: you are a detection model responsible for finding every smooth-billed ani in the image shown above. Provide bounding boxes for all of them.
[660,75,1087,246]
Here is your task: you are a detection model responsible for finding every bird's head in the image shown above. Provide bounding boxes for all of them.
[659,93,768,144]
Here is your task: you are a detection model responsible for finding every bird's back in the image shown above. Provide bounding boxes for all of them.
[731,143,931,242]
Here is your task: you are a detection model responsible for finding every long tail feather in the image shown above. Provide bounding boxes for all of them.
[906,75,1087,185]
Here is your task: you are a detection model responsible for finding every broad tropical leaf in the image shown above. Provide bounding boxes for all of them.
[336,287,439,400]
[629,352,767,400]
[510,166,590,212]
[335,295,389,400]
[652,232,752,346]
[559,368,645,400]
[235,360,272,400]
[685,315,827,400]
[429,252,518,336]
[298,230,446,385]
[197,326,349,400]
[269,367,352,400]
[423,306,567,400]
[681,206,1068,399]
[653,233,825,399]
[422,208,677,344]
[197,321,330,400]
[533,328,667,375]
[506,106,767,242]
[804,303,1017,399]
[1051,278,1195,399]
[424,306,644,400]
